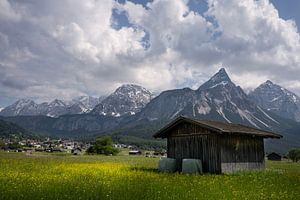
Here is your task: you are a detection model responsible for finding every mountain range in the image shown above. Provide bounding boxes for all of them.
[0,119,37,139]
[136,68,279,128]
[1,68,300,153]
[0,84,153,118]
[0,96,101,117]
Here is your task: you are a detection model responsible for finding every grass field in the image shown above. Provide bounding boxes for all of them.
[0,151,299,200]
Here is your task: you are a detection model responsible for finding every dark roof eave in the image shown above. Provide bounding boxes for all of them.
[154,131,282,139]
[222,131,283,139]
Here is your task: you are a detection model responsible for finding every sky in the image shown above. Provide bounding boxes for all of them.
[0,0,300,107]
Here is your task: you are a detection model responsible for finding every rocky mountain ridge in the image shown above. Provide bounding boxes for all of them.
[249,80,300,122]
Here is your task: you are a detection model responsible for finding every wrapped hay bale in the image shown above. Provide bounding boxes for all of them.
[158,157,176,172]
[182,159,202,174]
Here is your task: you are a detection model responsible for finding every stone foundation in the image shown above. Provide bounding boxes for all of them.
[221,162,264,173]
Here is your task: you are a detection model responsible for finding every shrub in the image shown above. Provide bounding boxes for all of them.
[287,148,300,162]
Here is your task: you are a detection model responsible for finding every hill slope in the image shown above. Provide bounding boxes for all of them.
[0,119,37,139]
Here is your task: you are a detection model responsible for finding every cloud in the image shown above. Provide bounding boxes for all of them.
[206,0,300,89]
[0,0,300,106]
[124,0,300,91]
[0,0,21,21]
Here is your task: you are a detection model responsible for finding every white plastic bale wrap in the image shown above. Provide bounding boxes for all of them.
[182,159,203,174]
[158,157,176,172]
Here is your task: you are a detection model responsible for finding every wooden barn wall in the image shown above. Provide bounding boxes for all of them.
[167,122,221,173]
[168,121,212,136]
[220,135,264,163]
[220,135,265,173]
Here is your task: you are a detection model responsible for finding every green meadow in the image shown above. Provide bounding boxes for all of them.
[0,151,299,200]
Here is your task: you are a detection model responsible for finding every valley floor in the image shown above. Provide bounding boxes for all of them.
[0,151,299,200]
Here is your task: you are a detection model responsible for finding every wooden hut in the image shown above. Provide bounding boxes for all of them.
[153,116,282,173]
[266,152,282,161]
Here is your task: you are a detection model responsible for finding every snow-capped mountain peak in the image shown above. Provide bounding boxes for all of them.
[91,84,153,117]
[115,84,151,96]
[0,99,39,116]
[15,99,35,107]
[249,80,300,122]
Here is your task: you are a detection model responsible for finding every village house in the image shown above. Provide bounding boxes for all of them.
[266,152,282,161]
[129,150,142,155]
[153,116,282,173]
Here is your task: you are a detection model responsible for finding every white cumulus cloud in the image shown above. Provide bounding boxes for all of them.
[0,0,300,106]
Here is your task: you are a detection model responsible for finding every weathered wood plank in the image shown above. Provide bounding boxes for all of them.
[166,121,265,174]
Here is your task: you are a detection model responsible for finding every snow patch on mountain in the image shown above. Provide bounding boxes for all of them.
[216,107,231,123]
[257,106,279,124]
[252,115,270,128]
[171,108,184,119]
[209,81,228,89]
[197,103,211,115]
[237,109,259,128]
